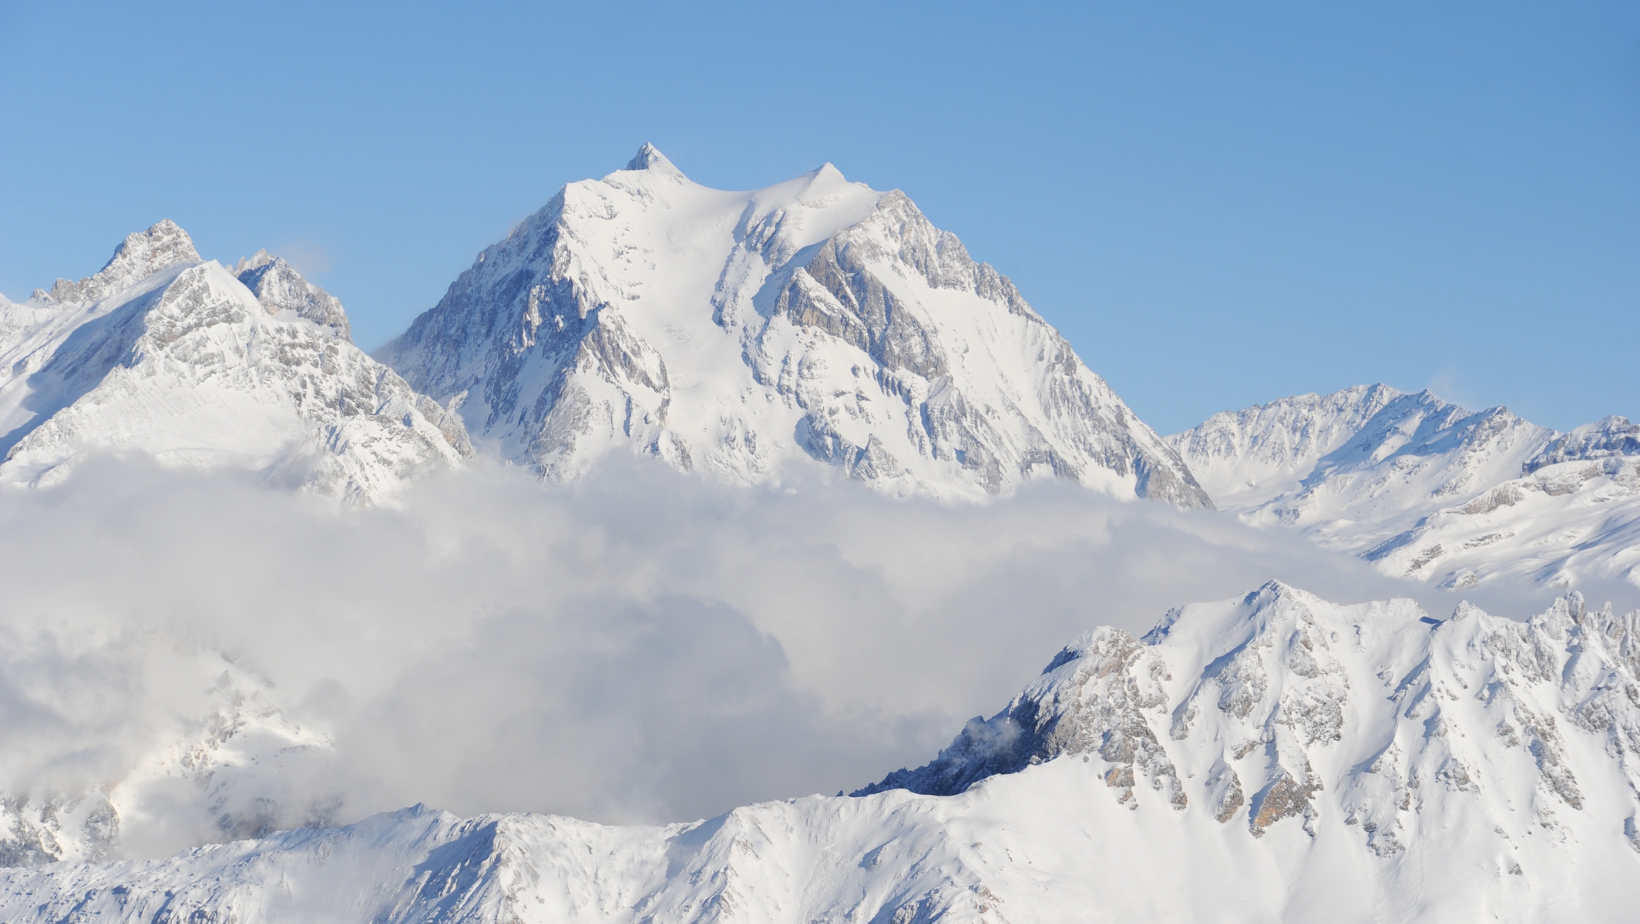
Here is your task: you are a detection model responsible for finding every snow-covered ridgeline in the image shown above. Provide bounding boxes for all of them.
[0,221,470,503]
[379,145,1209,507]
[1169,385,1640,589]
[6,584,1640,923]
[1168,385,1555,524]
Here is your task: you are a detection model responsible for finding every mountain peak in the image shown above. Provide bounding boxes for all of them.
[809,162,846,181]
[624,143,681,175]
[1,251,467,502]
[106,219,200,274]
[1246,578,1305,604]
[381,153,1208,506]
[47,219,201,305]
[235,254,352,341]
[11,583,1640,920]
[232,248,277,276]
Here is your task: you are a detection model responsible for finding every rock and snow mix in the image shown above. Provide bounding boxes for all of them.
[378,146,1208,507]
[1170,385,1640,589]
[5,583,1640,922]
[0,221,469,504]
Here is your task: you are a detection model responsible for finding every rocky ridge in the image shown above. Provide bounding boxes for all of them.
[862,582,1640,852]
[0,221,470,503]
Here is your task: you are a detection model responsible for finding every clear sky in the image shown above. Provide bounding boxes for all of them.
[2,1,1635,433]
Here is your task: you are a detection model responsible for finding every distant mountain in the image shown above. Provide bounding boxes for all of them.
[0,221,470,503]
[1169,385,1640,589]
[379,145,1209,507]
[7,583,1640,922]
[0,649,338,867]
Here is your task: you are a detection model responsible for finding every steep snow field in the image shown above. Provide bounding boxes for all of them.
[0,222,469,503]
[5,584,1639,923]
[1171,385,1640,590]
[380,146,1208,507]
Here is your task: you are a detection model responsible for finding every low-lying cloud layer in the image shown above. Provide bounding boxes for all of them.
[0,457,1627,860]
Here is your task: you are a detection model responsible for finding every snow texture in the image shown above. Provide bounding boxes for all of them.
[7,584,1640,922]
[0,221,470,504]
[1170,385,1640,590]
[379,145,1209,507]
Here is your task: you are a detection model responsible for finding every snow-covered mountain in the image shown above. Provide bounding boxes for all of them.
[379,145,1209,507]
[0,221,470,503]
[7,154,1640,922]
[1169,385,1640,589]
[7,582,1640,922]
[0,648,339,868]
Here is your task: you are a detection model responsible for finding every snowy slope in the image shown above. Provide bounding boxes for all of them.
[1170,386,1640,589]
[1365,452,1640,590]
[0,221,470,503]
[380,145,1209,506]
[6,583,1640,922]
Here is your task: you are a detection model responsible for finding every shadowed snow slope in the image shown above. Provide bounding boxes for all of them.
[379,145,1209,507]
[1170,385,1640,590]
[0,222,470,503]
[7,583,1640,923]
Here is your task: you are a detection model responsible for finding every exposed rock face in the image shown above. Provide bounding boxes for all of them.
[0,222,470,503]
[857,626,1188,811]
[380,145,1210,507]
[1169,385,1640,589]
[1249,764,1321,837]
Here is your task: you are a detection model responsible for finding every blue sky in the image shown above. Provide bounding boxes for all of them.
[2,1,1635,433]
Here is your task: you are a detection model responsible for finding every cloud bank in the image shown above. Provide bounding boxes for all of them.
[0,457,1626,859]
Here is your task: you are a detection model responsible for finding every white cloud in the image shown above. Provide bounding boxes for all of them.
[0,455,1625,858]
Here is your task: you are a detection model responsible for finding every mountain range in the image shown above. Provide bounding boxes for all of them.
[6,148,1634,556]
[4,583,1638,922]
[1169,384,1640,590]
[1,147,1638,921]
